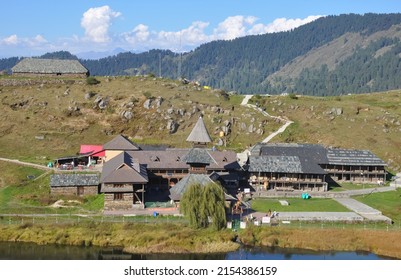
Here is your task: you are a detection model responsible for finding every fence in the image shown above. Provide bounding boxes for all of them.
[0,214,188,226]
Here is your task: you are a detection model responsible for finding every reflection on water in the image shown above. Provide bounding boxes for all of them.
[0,241,395,260]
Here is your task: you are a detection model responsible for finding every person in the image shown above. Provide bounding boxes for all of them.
[273,210,277,218]
[267,209,271,217]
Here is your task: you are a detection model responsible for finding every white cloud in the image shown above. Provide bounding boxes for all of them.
[133,24,150,42]
[0,13,323,57]
[213,16,258,40]
[248,15,323,34]
[2,34,18,45]
[80,5,121,43]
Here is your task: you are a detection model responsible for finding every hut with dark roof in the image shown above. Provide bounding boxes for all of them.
[103,135,141,162]
[12,58,89,78]
[100,152,148,210]
[50,174,99,196]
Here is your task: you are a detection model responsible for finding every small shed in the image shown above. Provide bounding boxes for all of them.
[50,174,100,196]
[12,58,89,78]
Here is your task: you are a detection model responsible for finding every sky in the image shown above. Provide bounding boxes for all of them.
[0,0,400,58]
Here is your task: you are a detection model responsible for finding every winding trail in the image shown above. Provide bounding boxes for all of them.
[240,94,294,143]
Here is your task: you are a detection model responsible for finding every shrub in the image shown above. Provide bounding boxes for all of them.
[288,93,298,100]
[86,76,100,85]
[143,91,153,99]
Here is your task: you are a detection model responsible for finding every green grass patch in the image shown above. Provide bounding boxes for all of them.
[251,197,350,212]
[82,194,104,212]
[329,181,388,192]
[354,188,401,222]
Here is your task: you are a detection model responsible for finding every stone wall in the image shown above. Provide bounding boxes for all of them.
[12,72,88,78]
[104,193,135,211]
[51,186,98,196]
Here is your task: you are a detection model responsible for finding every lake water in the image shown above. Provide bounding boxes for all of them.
[0,241,394,260]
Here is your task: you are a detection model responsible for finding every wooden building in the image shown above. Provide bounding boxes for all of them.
[12,58,89,78]
[100,152,148,210]
[249,144,329,192]
[50,174,99,196]
[248,143,387,192]
[322,148,386,183]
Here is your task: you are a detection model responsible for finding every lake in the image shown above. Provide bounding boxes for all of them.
[0,241,394,260]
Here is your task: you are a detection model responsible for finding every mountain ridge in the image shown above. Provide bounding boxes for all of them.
[1,13,401,96]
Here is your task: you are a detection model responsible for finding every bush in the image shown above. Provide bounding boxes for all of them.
[288,93,298,100]
[86,76,100,85]
[143,91,153,99]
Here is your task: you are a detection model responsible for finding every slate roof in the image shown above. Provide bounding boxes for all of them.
[100,152,148,184]
[103,135,140,151]
[130,149,240,171]
[12,58,88,74]
[259,143,329,164]
[186,116,212,143]
[327,148,387,166]
[249,143,387,175]
[249,155,327,174]
[50,174,99,187]
[182,148,215,165]
[169,174,236,201]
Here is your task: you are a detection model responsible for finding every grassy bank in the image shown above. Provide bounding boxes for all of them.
[1,222,401,258]
[0,222,239,254]
[238,226,401,259]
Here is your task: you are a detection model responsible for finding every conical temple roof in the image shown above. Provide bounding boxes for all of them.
[186,116,212,144]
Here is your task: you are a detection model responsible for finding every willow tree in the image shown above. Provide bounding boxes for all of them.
[180,183,208,229]
[201,182,227,230]
[180,182,227,230]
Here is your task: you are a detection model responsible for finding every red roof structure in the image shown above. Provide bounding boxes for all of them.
[80,145,105,157]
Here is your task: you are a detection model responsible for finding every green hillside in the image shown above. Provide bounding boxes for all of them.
[0,75,401,172]
[0,75,279,163]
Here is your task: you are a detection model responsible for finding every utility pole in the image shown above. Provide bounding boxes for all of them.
[158,52,162,78]
[177,32,182,79]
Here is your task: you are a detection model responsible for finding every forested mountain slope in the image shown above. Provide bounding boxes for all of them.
[1,13,401,96]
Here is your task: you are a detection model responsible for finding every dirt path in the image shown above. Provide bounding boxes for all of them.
[0,157,52,171]
[240,95,293,143]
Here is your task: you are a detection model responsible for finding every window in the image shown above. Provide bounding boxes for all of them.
[114,193,123,200]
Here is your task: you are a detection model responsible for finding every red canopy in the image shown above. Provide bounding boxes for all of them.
[80,145,105,157]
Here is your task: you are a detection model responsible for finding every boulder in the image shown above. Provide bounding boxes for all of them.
[85,92,96,100]
[177,108,186,116]
[98,98,109,109]
[154,96,163,108]
[167,120,179,134]
[143,99,152,109]
[120,110,133,121]
[94,95,103,104]
[248,124,255,133]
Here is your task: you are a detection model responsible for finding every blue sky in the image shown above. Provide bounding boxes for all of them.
[1,0,400,58]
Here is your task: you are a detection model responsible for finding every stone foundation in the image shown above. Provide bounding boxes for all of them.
[51,186,98,196]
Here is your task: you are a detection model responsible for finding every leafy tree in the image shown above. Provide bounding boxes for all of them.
[180,183,206,229]
[180,182,227,230]
[201,183,227,230]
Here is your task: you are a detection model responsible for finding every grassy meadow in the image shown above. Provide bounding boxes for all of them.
[251,197,350,213]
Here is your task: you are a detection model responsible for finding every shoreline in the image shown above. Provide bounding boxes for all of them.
[1,222,401,259]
